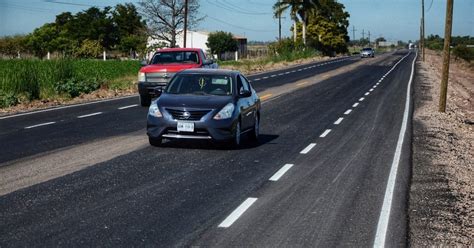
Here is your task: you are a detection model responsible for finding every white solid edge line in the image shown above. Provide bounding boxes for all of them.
[320,129,331,138]
[218,198,258,228]
[373,51,415,248]
[334,117,344,125]
[77,112,103,118]
[269,164,294,181]
[118,104,138,110]
[25,121,56,129]
[344,109,352,115]
[300,143,316,154]
[352,103,359,108]
[0,95,137,120]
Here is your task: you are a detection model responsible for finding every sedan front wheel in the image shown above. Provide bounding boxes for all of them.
[249,115,259,142]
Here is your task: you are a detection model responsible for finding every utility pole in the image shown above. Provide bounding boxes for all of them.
[361,29,365,46]
[368,31,371,46]
[278,0,281,42]
[183,0,188,48]
[420,18,423,51]
[421,0,425,61]
[352,26,357,42]
[439,0,454,112]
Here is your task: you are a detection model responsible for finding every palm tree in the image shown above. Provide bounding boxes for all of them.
[273,0,317,45]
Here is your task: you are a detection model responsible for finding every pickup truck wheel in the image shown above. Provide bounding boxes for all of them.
[140,94,151,107]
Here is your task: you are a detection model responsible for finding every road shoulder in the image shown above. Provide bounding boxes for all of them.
[409,50,473,246]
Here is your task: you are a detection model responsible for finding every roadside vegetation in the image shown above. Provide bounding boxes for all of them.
[219,39,320,74]
[425,35,474,63]
[0,60,140,108]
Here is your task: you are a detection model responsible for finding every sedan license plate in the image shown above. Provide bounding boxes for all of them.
[177,121,194,132]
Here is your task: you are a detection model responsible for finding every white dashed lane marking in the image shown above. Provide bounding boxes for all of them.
[352,103,359,108]
[344,109,352,115]
[269,164,294,181]
[218,198,258,228]
[334,118,344,125]
[25,121,56,129]
[320,129,331,138]
[118,104,138,110]
[300,143,317,154]
[77,112,103,119]
[359,97,365,102]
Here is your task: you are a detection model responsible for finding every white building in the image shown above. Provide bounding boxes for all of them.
[147,30,211,52]
[147,30,248,60]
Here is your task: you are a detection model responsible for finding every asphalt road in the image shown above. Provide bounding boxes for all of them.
[0,51,415,247]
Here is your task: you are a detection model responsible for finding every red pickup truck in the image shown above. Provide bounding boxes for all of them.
[138,48,217,106]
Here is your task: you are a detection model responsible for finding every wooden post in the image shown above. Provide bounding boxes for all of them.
[422,0,425,61]
[439,0,454,112]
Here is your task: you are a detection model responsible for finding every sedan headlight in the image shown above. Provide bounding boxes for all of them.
[213,103,235,120]
[138,72,146,82]
[148,102,162,117]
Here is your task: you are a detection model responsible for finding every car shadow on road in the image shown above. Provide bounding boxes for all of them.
[155,134,279,150]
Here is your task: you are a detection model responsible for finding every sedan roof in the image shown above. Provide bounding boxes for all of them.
[180,68,240,76]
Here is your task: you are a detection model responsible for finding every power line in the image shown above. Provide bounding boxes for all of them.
[207,0,271,15]
[206,15,276,33]
[426,0,434,12]
[42,0,106,8]
[0,3,52,13]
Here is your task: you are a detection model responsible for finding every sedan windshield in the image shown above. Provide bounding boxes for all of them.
[151,51,199,64]
[166,74,233,96]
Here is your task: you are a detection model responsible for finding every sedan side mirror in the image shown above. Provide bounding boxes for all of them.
[140,60,148,66]
[153,87,163,97]
[239,89,252,98]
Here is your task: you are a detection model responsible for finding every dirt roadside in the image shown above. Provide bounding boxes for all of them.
[409,50,473,246]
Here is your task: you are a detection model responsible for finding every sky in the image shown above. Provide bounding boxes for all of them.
[0,0,473,42]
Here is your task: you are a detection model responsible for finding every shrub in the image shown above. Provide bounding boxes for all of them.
[0,90,19,108]
[54,77,102,98]
[453,45,474,62]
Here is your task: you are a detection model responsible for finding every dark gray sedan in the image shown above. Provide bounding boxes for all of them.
[147,69,261,147]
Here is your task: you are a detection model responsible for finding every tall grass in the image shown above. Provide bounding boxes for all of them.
[0,59,140,107]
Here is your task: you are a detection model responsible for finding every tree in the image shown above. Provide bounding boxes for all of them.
[0,35,28,58]
[113,3,147,56]
[75,39,102,58]
[138,0,202,48]
[274,0,318,45]
[206,31,238,60]
[296,0,350,55]
[26,24,58,58]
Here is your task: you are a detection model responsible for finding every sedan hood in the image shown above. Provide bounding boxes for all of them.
[157,94,233,110]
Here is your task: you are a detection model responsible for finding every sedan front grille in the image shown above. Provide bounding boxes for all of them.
[165,108,211,121]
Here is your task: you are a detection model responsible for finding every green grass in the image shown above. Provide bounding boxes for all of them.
[0,59,140,107]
